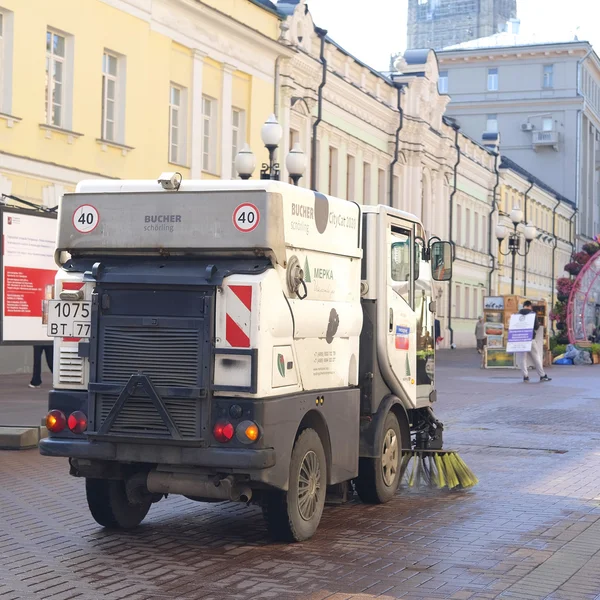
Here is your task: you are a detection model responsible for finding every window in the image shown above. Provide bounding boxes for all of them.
[455,285,461,318]
[486,114,498,133]
[202,96,217,173]
[542,117,553,131]
[473,288,478,318]
[101,52,119,141]
[393,175,400,207]
[487,68,498,91]
[439,71,448,94]
[465,208,471,247]
[328,147,338,196]
[456,204,462,243]
[465,287,470,319]
[543,65,554,89]
[390,227,413,306]
[363,162,371,204]
[481,214,486,251]
[231,108,245,175]
[169,85,184,164]
[46,30,66,127]
[346,155,355,201]
[378,168,386,203]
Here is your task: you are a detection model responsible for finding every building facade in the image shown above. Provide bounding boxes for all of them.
[437,35,600,242]
[407,0,517,51]
[0,0,291,372]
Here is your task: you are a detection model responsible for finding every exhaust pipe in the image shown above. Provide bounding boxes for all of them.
[146,471,252,503]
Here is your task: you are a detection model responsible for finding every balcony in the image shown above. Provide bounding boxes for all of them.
[532,130,559,151]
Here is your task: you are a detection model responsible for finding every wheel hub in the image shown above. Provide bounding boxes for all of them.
[298,450,322,521]
[381,428,399,487]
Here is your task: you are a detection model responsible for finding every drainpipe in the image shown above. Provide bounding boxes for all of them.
[311,27,328,192]
[523,180,534,296]
[388,81,405,207]
[447,122,460,348]
[551,195,561,331]
[569,209,578,256]
[487,153,500,295]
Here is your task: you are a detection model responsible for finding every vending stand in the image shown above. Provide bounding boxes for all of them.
[483,295,549,368]
[0,205,58,345]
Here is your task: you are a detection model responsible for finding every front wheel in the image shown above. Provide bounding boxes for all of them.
[354,411,401,504]
[86,478,151,529]
[262,428,327,542]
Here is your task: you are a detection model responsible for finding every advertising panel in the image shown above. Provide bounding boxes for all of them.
[506,313,536,353]
[1,207,58,344]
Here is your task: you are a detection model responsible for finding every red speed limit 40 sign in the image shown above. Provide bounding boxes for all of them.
[72,204,100,233]
[233,203,260,233]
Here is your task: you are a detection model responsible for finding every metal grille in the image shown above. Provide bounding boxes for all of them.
[100,326,201,387]
[97,394,200,439]
[59,346,84,385]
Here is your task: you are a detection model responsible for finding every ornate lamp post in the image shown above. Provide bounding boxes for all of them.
[285,142,307,186]
[234,143,256,180]
[260,114,283,180]
[496,206,537,295]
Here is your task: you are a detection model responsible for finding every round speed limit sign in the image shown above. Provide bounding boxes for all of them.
[233,203,260,233]
[73,205,100,234]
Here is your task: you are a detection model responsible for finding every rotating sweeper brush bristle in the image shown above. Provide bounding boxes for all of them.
[399,449,478,490]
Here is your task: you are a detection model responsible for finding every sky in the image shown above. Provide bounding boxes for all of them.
[307,0,600,71]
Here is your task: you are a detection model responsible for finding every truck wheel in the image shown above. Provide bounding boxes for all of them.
[262,428,326,542]
[355,411,401,504]
[86,478,151,529]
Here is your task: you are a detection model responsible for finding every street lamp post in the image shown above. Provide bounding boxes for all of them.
[286,142,307,186]
[234,143,256,180]
[496,206,537,295]
[260,114,283,180]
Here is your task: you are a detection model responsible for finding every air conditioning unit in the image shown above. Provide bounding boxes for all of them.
[521,123,534,132]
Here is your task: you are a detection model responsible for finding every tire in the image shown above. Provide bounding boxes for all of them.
[354,411,401,504]
[86,478,151,529]
[262,428,327,542]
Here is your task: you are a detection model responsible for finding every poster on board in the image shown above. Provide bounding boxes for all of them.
[506,313,536,353]
[1,206,58,344]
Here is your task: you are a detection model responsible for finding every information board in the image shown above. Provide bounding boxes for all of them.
[1,206,58,344]
[506,313,537,353]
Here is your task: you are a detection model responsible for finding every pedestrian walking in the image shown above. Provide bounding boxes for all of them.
[434,318,443,348]
[475,316,486,354]
[29,344,54,389]
[518,301,551,383]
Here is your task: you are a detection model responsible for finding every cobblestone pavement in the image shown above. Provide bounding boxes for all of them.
[1,352,600,600]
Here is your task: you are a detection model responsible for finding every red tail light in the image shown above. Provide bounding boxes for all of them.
[213,421,235,443]
[46,410,66,433]
[68,411,88,434]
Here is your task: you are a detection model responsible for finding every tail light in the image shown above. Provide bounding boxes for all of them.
[46,410,66,433]
[213,421,235,443]
[67,411,88,434]
[236,420,260,444]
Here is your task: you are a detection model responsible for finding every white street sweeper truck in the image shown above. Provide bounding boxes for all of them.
[40,175,476,542]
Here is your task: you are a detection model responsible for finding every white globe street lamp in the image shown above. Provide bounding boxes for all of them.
[235,144,256,180]
[286,143,306,186]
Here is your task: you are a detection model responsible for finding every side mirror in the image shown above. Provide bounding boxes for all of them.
[431,241,453,281]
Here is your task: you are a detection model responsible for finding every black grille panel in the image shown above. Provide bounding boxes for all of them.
[100,326,200,387]
[97,394,201,439]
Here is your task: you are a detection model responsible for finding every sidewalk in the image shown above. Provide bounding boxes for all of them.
[0,374,50,427]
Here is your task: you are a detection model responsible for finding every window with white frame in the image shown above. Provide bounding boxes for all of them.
[465,287,470,319]
[46,29,66,127]
[347,155,355,201]
[328,147,339,196]
[456,203,462,243]
[378,168,386,203]
[439,71,448,94]
[486,114,498,133]
[542,116,554,131]
[481,214,486,251]
[455,284,461,318]
[170,85,189,165]
[487,67,498,91]
[543,65,554,89]
[465,208,471,247]
[231,108,245,175]
[202,96,217,173]
[363,162,371,204]
[101,51,119,142]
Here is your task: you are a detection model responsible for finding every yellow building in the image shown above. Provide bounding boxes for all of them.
[497,157,575,306]
[0,0,289,207]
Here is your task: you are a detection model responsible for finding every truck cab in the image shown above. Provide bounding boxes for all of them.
[40,178,452,542]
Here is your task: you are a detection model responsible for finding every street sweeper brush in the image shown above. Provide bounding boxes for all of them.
[399,449,478,490]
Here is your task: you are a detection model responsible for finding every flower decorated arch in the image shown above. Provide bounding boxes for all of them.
[567,249,600,343]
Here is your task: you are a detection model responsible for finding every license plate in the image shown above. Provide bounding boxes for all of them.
[47,300,92,338]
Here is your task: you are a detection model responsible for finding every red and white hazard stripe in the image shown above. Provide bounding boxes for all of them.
[62,281,85,343]
[224,285,252,348]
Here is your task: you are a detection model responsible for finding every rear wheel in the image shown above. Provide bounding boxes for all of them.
[262,428,326,542]
[86,478,151,529]
[355,411,401,504]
